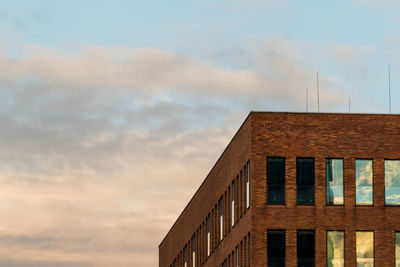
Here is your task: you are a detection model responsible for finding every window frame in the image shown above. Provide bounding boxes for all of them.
[326,230,345,267]
[355,158,374,206]
[296,157,315,205]
[355,230,374,267]
[297,229,316,267]
[267,156,286,205]
[326,158,345,206]
[267,229,286,267]
[384,159,400,206]
[395,231,400,267]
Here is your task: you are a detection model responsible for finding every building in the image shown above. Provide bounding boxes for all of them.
[159,112,400,267]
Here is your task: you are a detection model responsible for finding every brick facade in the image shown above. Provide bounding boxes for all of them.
[159,112,400,267]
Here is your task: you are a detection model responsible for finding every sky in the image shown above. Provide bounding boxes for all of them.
[0,0,400,266]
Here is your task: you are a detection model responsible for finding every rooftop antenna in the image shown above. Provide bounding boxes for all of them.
[317,72,320,112]
[306,87,309,112]
[389,65,392,114]
[348,96,351,113]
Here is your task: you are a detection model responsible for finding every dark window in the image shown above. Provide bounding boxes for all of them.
[268,230,285,267]
[297,230,315,267]
[267,157,285,204]
[191,235,196,267]
[296,158,315,204]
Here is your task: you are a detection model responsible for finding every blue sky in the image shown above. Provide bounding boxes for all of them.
[2,0,399,112]
[0,1,400,266]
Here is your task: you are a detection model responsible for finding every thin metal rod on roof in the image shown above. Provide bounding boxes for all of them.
[389,65,392,114]
[348,97,351,113]
[306,87,309,112]
[317,72,320,112]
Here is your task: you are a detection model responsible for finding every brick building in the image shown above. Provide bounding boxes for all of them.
[159,112,400,267]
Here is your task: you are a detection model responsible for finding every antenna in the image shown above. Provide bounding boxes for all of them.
[389,65,392,114]
[306,87,309,112]
[317,72,320,112]
[348,96,351,113]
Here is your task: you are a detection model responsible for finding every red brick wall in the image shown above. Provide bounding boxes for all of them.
[159,114,252,267]
[251,112,400,267]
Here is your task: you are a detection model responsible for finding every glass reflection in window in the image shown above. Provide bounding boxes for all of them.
[355,160,373,205]
[327,231,344,267]
[326,159,344,205]
[385,160,400,205]
[356,231,374,267]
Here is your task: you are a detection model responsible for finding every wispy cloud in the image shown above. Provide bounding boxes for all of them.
[0,37,351,266]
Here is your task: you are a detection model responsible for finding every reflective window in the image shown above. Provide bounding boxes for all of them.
[297,158,315,205]
[219,198,224,241]
[191,235,196,267]
[246,161,250,209]
[297,230,315,267]
[268,230,285,267]
[356,231,374,267]
[396,232,400,267]
[206,216,210,257]
[385,160,400,205]
[232,181,235,226]
[355,160,373,205]
[327,231,344,267]
[326,159,344,205]
[268,157,285,204]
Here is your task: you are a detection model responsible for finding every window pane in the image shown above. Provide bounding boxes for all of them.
[232,181,235,226]
[207,216,210,257]
[355,160,373,205]
[297,230,315,267]
[297,159,315,205]
[219,198,224,241]
[396,232,400,267]
[326,159,344,205]
[191,235,196,267]
[385,160,400,205]
[246,161,250,209]
[356,231,374,267]
[327,231,344,267]
[268,230,285,267]
[268,157,285,204]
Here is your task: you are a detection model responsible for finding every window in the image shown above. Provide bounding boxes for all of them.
[219,197,224,241]
[326,159,344,205]
[247,233,251,267]
[396,232,400,267]
[191,235,196,267]
[356,231,374,266]
[246,161,250,209]
[268,230,285,267]
[206,215,210,257]
[327,231,344,267]
[267,157,285,204]
[184,246,188,267]
[232,181,235,227]
[385,160,400,205]
[235,246,239,267]
[297,230,315,267]
[297,158,315,205]
[355,159,373,205]
[240,171,243,216]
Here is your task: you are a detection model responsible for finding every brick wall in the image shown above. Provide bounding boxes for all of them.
[251,112,400,267]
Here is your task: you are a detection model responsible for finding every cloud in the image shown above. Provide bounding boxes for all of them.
[0,37,352,266]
